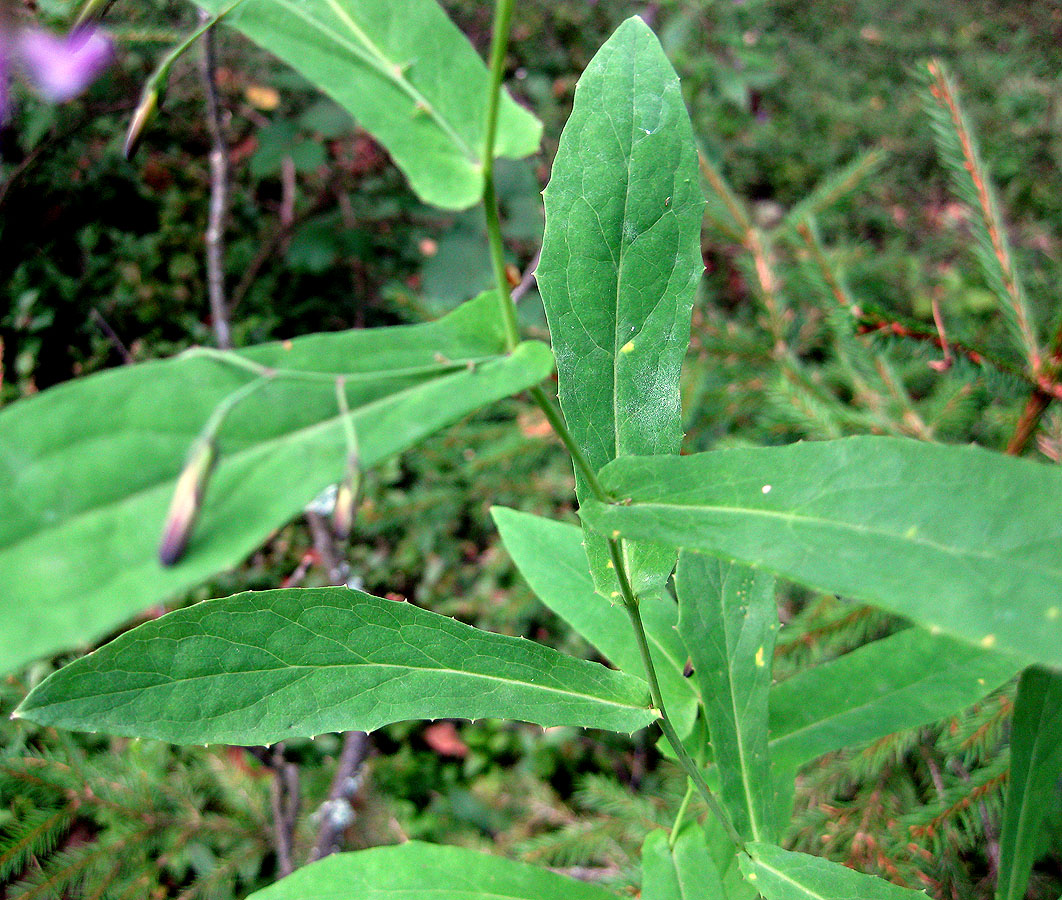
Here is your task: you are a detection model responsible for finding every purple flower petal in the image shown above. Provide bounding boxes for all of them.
[17,26,112,102]
[0,31,10,122]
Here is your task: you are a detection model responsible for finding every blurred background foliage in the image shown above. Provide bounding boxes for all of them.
[2,0,1061,897]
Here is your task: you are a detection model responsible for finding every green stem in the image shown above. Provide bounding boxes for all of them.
[528,385,608,500]
[480,0,741,856]
[669,779,696,849]
[183,346,490,384]
[608,539,745,852]
[155,0,248,82]
[334,377,360,461]
[202,373,273,436]
[479,0,608,501]
[482,0,521,352]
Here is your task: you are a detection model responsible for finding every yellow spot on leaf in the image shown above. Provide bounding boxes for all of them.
[980,634,996,649]
[1048,607,1060,620]
[621,340,635,354]
[755,646,765,667]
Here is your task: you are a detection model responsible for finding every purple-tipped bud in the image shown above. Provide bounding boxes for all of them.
[159,437,217,566]
[73,0,117,31]
[332,454,361,541]
[124,83,160,159]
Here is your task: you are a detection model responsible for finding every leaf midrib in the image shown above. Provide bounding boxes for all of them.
[750,854,829,900]
[610,500,1062,577]
[40,651,650,714]
[1,352,510,559]
[270,0,477,163]
[770,657,992,749]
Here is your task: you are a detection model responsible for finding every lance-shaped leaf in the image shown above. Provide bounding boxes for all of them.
[738,843,926,900]
[247,841,620,900]
[195,0,540,210]
[769,626,1022,772]
[0,294,553,674]
[16,587,656,744]
[581,437,1062,667]
[641,827,726,900]
[491,507,698,736]
[997,666,1062,900]
[536,16,702,598]
[676,552,777,842]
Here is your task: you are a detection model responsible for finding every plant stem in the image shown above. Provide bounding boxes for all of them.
[183,345,491,384]
[607,539,745,852]
[480,0,741,855]
[482,0,521,352]
[669,779,696,849]
[528,384,608,498]
[200,8,231,350]
[479,0,611,499]
[334,377,360,459]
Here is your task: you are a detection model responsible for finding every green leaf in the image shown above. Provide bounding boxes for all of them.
[198,0,540,210]
[642,827,726,900]
[536,16,702,598]
[769,626,1022,772]
[581,437,1062,667]
[739,843,926,899]
[491,507,698,736]
[16,587,656,744]
[676,552,777,842]
[997,666,1062,900]
[246,841,620,900]
[0,294,553,674]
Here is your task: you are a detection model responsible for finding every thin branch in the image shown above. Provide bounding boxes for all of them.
[512,247,541,303]
[1006,390,1052,455]
[925,60,1040,374]
[227,186,334,315]
[199,9,232,349]
[305,510,348,586]
[309,731,369,862]
[929,298,953,372]
[89,308,133,364]
[268,745,298,877]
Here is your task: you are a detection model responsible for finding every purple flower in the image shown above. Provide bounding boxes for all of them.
[0,30,10,121]
[17,26,113,102]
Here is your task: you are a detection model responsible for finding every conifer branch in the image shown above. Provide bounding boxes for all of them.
[922,59,1040,374]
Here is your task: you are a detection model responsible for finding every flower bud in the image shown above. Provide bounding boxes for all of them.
[123,82,160,160]
[159,436,217,566]
[332,454,361,541]
[73,0,117,31]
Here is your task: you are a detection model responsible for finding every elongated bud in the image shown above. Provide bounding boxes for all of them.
[159,436,217,566]
[73,0,117,31]
[332,453,362,541]
[124,83,160,160]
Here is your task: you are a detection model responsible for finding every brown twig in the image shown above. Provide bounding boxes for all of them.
[89,308,133,364]
[309,731,369,862]
[512,247,541,303]
[304,507,371,864]
[268,745,299,877]
[928,298,953,372]
[1006,390,1052,455]
[199,10,232,349]
[227,187,334,315]
[697,150,751,238]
